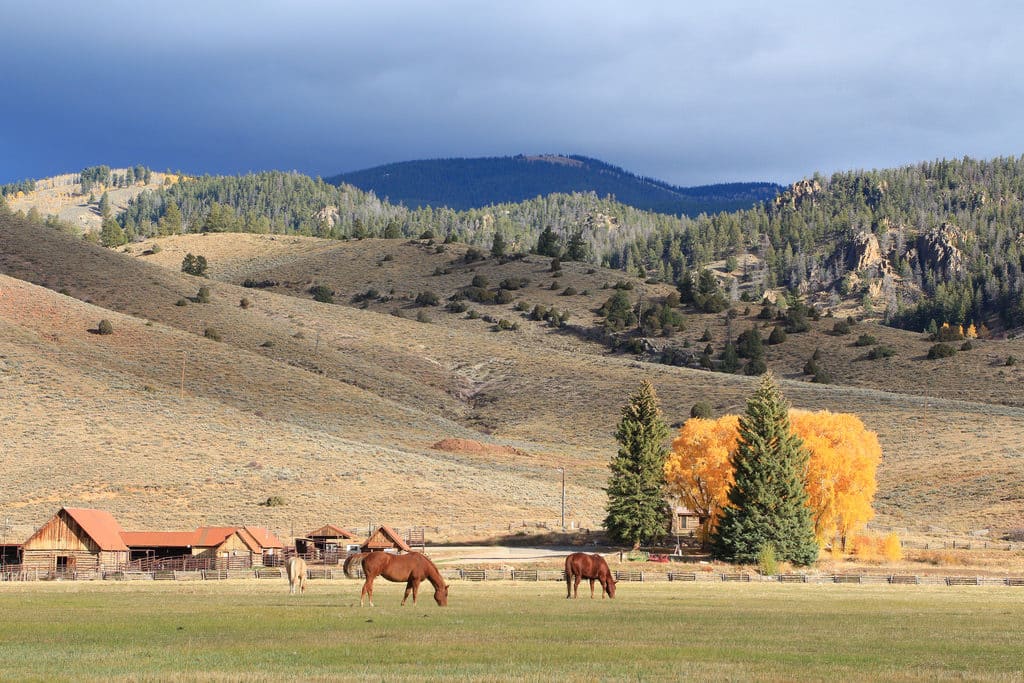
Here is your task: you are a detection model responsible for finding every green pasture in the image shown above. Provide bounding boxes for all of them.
[0,579,1022,681]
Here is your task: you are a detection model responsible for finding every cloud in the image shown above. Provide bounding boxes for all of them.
[2,1,1024,186]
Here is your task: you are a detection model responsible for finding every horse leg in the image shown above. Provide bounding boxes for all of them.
[402,580,414,606]
[410,578,421,605]
[589,578,596,598]
[573,575,581,598]
[361,576,375,607]
[566,573,572,599]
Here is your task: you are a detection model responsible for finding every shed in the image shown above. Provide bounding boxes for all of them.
[360,525,412,553]
[670,503,709,537]
[192,526,283,567]
[296,524,359,558]
[120,531,197,562]
[21,507,129,574]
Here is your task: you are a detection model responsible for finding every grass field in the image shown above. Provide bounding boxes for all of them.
[1,580,1022,681]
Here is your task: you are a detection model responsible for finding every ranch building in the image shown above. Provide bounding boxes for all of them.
[670,502,708,538]
[294,524,360,560]
[360,525,413,553]
[20,507,129,575]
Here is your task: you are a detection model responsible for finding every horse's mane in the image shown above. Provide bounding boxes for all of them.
[343,552,368,578]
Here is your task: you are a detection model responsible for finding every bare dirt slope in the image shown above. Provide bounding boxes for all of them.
[2,217,1024,544]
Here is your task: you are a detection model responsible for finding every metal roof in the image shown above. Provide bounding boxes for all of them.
[61,507,129,551]
[120,531,197,548]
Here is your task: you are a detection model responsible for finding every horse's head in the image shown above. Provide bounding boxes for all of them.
[606,576,617,598]
[434,583,449,607]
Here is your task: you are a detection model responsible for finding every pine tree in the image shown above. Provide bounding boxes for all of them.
[711,373,819,565]
[604,380,670,548]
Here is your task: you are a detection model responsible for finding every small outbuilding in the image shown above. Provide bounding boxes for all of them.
[21,507,129,574]
[360,525,413,553]
[295,524,360,559]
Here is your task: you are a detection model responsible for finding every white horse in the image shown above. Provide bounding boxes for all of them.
[286,556,307,594]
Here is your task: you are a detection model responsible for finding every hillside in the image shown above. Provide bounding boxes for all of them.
[3,212,1024,546]
[326,155,782,216]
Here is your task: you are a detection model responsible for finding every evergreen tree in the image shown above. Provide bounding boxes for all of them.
[535,225,560,257]
[491,231,507,258]
[711,373,819,565]
[604,380,670,548]
[99,218,126,247]
[159,201,182,235]
[564,228,590,262]
[98,192,112,220]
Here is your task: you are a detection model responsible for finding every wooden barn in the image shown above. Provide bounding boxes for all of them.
[360,525,413,553]
[191,526,284,567]
[20,507,129,574]
[670,502,709,538]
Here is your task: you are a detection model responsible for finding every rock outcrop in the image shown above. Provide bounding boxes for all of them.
[909,223,964,279]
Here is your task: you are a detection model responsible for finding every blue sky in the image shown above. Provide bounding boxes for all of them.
[2,1,1023,187]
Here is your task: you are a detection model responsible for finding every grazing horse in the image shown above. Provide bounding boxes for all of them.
[286,556,307,594]
[565,552,617,599]
[344,551,449,607]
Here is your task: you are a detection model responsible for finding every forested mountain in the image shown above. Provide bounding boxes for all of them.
[17,154,1024,334]
[326,155,782,216]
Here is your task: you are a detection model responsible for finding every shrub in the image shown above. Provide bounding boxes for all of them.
[263,495,286,507]
[744,357,768,375]
[850,535,880,561]
[466,309,480,320]
[446,300,468,314]
[463,247,486,263]
[561,286,578,296]
[175,298,188,306]
[767,326,787,345]
[471,274,489,288]
[196,286,211,303]
[812,366,832,384]
[831,320,851,335]
[690,401,713,419]
[309,285,334,303]
[415,290,440,306]
[239,297,252,309]
[854,333,878,346]
[181,253,208,276]
[699,327,713,342]
[415,310,432,323]
[203,327,222,341]
[867,345,896,360]
[97,319,113,335]
[883,532,903,562]
[495,289,515,304]
[1007,355,1018,366]
[150,243,162,254]
[927,343,957,359]
[960,340,973,351]
[803,358,819,375]
[496,318,518,331]
[757,544,779,576]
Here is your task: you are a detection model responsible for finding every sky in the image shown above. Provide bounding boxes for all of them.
[2,1,1024,187]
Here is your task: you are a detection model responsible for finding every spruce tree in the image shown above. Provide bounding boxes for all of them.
[604,380,670,549]
[711,373,819,565]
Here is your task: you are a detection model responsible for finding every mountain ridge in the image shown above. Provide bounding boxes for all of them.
[326,154,783,216]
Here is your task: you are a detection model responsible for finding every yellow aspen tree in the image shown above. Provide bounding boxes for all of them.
[966,323,978,339]
[664,415,740,541]
[790,410,881,548]
[666,409,881,550]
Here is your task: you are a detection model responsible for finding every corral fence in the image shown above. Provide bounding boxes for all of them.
[5,565,1024,588]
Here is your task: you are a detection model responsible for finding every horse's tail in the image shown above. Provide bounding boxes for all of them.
[343,552,367,578]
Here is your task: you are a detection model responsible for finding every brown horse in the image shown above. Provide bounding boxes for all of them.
[344,551,449,607]
[286,556,307,594]
[565,552,616,599]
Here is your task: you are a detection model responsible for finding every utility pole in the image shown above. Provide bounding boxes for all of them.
[180,350,187,399]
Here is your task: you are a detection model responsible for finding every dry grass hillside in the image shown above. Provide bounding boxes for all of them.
[2,217,1024,546]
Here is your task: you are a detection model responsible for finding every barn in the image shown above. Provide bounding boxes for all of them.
[20,507,129,575]
[191,526,283,568]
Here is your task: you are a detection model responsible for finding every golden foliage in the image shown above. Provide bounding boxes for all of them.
[790,409,881,546]
[665,415,739,539]
[883,532,903,562]
[665,409,881,547]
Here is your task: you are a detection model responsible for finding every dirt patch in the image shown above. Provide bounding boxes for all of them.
[431,438,528,457]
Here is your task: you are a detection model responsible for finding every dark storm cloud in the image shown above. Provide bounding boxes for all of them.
[2,1,1024,186]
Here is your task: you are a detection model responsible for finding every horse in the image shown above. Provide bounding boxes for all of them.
[565,552,617,599]
[344,551,449,607]
[286,556,307,594]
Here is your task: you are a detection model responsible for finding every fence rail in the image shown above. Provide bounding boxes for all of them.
[4,566,1024,587]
